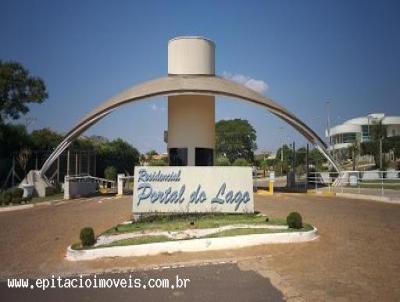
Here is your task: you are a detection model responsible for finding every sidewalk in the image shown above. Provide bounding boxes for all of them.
[314,186,400,204]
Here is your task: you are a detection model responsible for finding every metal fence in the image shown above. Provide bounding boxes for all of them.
[308,170,400,197]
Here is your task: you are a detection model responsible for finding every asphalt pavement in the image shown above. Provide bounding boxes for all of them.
[0,263,284,302]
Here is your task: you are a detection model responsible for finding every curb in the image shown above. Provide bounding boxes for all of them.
[0,204,34,212]
[66,227,318,261]
[0,196,114,213]
[336,193,400,204]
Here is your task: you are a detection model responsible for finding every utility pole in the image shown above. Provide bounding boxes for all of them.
[380,138,383,170]
[87,151,90,175]
[326,100,331,148]
[292,141,296,175]
[78,152,82,175]
[67,149,70,176]
[306,144,309,190]
[94,153,97,177]
[75,152,78,176]
[57,157,60,184]
[279,126,284,175]
[11,155,15,187]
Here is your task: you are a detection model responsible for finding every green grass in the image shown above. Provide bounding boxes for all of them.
[358,184,400,190]
[71,235,171,250]
[73,224,314,250]
[102,213,286,235]
[206,224,313,238]
[347,180,400,190]
[31,193,64,204]
[97,235,171,248]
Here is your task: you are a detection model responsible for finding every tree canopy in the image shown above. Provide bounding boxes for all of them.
[95,138,140,176]
[360,120,388,169]
[0,61,48,122]
[215,119,257,163]
[30,128,63,150]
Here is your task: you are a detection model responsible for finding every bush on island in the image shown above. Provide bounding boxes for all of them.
[287,212,303,229]
[216,157,231,166]
[80,227,96,247]
[232,158,250,166]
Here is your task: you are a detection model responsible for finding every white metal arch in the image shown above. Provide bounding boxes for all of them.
[39,75,340,176]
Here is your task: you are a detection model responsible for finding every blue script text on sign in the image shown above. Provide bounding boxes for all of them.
[132,167,254,213]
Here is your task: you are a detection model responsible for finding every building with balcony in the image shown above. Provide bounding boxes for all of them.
[327,113,400,150]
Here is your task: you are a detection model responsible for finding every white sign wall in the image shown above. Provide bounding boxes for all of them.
[133,167,254,214]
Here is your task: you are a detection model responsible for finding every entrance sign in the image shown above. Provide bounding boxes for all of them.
[133,167,254,214]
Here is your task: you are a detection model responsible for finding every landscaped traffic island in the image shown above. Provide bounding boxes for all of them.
[66,213,318,261]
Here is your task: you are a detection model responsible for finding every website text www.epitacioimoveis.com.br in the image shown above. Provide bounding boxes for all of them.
[7,274,191,291]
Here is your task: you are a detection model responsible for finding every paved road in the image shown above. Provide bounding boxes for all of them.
[0,263,284,302]
[0,193,400,301]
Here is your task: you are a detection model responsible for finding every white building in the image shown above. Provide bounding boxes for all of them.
[327,113,400,150]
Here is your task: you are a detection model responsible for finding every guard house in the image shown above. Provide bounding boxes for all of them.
[167,37,215,166]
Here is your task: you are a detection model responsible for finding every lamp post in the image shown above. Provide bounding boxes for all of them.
[367,114,372,142]
[279,126,284,175]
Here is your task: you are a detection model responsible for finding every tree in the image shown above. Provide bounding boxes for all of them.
[17,147,31,183]
[232,158,250,166]
[295,147,307,167]
[216,119,257,163]
[96,138,140,177]
[0,123,31,158]
[215,156,231,166]
[30,128,63,150]
[146,150,158,157]
[360,120,387,169]
[104,166,117,181]
[139,154,146,165]
[347,142,360,171]
[273,144,293,174]
[0,61,48,122]
[308,147,327,171]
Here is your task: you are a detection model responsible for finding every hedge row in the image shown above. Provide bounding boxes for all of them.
[0,187,31,206]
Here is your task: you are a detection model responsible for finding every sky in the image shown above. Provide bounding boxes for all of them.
[1,0,399,154]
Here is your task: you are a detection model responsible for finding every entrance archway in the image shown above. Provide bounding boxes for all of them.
[39,75,340,176]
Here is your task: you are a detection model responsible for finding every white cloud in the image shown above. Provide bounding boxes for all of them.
[222,71,268,94]
[150,103,166,112]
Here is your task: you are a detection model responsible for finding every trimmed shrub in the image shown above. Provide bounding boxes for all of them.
[11,188,24,202]
[232,158,250,166]
[22,196,32,203]
[3,191,12,205]
[80,227,96,247]
[287,212,303,229]
[215,157,231,166]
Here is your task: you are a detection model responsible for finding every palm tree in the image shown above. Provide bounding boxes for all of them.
[18,147,31,183]
[348,142,359,171]
[370,120,387,169]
